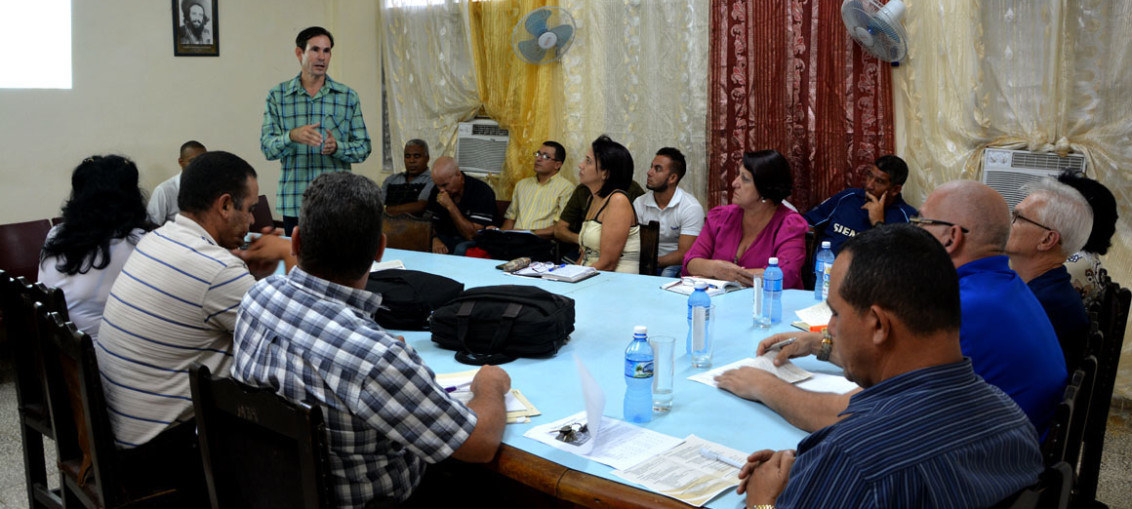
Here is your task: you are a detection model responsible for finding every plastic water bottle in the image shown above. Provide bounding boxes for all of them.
[686,282,712,356]
[763,258,783,325]
[624,326,654,423]
[814,242,835,301]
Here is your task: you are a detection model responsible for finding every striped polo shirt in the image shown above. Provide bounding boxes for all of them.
[95,215,254,448]
[776,359,1042,508]
[504,173,574,230]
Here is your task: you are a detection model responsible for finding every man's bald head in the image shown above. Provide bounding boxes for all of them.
[431,156,459,179]
[919,181,1011,263]
[431,156,465,196]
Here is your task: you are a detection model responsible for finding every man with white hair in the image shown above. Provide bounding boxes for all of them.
[1006,179,1094,371]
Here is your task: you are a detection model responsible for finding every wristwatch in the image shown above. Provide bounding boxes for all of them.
[817,329,833,362]
[747,505,775,509]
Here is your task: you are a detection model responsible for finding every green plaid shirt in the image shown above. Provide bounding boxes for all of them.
[261,74,371,217]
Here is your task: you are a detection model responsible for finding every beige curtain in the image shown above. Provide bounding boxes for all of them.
[555,0,710,207]
[897,0,1132,397]
[381,0,480,169]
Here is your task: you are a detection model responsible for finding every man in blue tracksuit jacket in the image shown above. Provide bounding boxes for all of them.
[804,155,918,254]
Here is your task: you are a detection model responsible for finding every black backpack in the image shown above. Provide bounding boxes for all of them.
[474,229,556,262]
[364,269,464,330]
[430,285,574,365]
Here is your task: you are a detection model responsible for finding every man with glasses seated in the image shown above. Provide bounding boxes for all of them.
[803,155,918,254]
[1005,179,1093,372]
[498,141,575,238]
[717,180,1065,438]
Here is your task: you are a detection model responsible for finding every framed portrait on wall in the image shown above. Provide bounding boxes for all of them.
[173,0,219,56]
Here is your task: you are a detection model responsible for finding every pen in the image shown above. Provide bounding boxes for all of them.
[547,263,567,272]
[768,337,797,351]
[443,382,471,393]
[699,448,744,469]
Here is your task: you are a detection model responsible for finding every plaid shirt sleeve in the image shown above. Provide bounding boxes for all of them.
[331,88,371,164]
[260,84,292,161]
[354,345,476,463]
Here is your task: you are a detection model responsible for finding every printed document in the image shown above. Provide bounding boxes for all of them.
[612,435,746,507]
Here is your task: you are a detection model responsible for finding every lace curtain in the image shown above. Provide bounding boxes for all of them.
[896,1,1132,397]
[381,0,480,169]
[555,0,710,207]
[707,0,895,211]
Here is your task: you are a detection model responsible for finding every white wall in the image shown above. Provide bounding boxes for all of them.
[0,0,381,224]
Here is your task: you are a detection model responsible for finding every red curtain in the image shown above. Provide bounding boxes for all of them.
[707,0,896,211]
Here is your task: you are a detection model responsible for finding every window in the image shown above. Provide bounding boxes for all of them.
[0,0,71,89]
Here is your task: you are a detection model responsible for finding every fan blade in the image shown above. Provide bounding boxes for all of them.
[525,8,551,36]
[548,24,574,51]
[845,1,872,30]
[517,38,547,63]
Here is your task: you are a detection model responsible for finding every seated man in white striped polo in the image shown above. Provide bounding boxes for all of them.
[733,225,1042,508]
[95,151,294,491]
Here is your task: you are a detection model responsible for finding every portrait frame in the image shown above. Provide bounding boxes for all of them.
[172,0,219,56]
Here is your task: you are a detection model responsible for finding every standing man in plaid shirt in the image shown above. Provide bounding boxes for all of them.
[261,26,372,235]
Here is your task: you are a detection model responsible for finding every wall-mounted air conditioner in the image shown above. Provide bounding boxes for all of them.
[456,119,509,175]
[981,148,1086,209]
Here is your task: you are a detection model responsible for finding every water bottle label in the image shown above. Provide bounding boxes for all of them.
[822,265,832,300]
[625,359,654,378]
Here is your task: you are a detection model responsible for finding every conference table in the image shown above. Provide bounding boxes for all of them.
[378,249,847,508]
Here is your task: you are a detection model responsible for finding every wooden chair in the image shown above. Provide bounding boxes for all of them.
[189,364,334,509]
[800,228,818,291]
[0,218,53,281]
[38,310,182,508]
[252,195,276,232]
[0,271,63,509]
[1075,274,1130,505]
[383,213,433,252]
[991,461,1073,509]
[638,220,660,276]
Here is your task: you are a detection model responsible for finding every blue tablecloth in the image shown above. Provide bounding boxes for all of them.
[378,249,843,508]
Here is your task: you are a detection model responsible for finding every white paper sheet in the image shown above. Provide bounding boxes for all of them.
[687,353,813,387]
[523,411,684,471]
[795,372,860,394]
[794,301,832,327]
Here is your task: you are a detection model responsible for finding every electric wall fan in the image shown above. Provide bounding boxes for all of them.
[841,0,908,64]
[511,6,576,65]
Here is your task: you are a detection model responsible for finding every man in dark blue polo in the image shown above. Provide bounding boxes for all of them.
[804,155,917,253]
[1006,178,1093,371]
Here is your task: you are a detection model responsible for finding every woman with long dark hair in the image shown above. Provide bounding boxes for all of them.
[575,135,641,273]
[39,155,153,338]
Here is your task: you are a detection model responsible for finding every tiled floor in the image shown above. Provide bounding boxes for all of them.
[0,361,1129,509]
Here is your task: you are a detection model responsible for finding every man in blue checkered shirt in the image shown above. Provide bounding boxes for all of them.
[261,26,372,235]
[232,172,510,507]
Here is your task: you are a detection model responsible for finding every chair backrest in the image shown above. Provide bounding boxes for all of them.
[800,228,818,291]
[638,220,660,276]
[1064,354,1097,470]
[383,213,433,252]
[0,218,53,281]
[4,274,57,434]
[1042,381,1080,467]
[252,195,275,232]
[38,310,129,508]
[1076,273,1130,504]
[991,461,1073,509]
[190,364,333,509]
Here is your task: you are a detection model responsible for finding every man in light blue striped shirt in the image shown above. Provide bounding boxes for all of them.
[96,151,294,490]
[735,225,1041,508]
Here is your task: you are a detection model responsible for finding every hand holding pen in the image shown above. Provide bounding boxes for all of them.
[756,331,822,366]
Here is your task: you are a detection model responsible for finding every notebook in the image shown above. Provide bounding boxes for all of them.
[513,262,599,283]
[661,277,743,297]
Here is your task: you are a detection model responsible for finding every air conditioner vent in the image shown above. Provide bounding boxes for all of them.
[456,120,510,175]
[1011,152,1085,173]
[472,124,508,137]
[982,148,1087,210]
